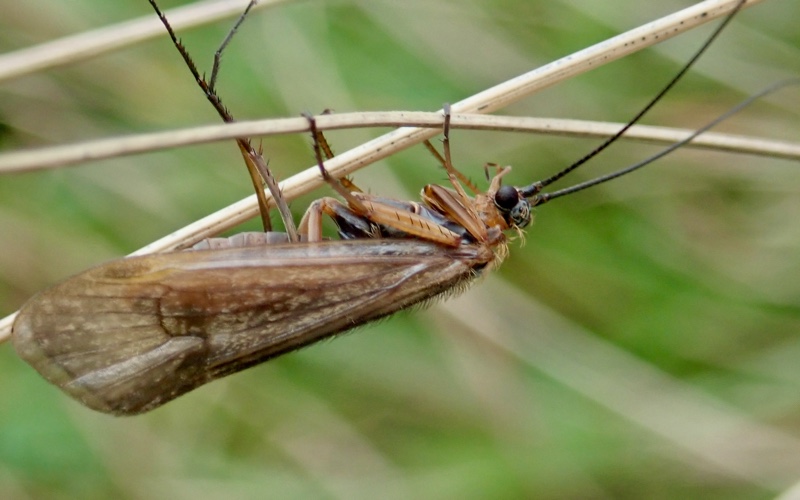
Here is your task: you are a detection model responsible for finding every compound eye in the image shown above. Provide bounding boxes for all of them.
[495,185,520,211]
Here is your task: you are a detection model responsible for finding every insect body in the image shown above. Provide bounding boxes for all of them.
[13,108,519,415]
[11,0,750,414]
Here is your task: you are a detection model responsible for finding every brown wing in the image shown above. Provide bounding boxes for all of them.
[13,239,494,415]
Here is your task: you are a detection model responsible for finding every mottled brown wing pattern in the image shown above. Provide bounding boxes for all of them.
[13,239,497,414]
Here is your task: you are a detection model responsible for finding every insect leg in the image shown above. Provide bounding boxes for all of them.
[298,197,382,242]
[303,112,372,214]
[301,112,464,246]
[483,163,513,195]
[297,193,463,246]
[423,137,481,196]
[439,104,481,207]
[147,0,298,240]
[307,110,364,194]
[311,110,337,161]
[208,0,257,92]
[421,104,489,242]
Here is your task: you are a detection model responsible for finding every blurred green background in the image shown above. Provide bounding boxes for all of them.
[2,0,800,498]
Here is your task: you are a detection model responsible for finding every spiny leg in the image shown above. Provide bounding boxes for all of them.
[298,197,380,242]
[439,104,483,224]
[483,162,513,194]
[423,128,481,196]
[301,113,463,246]
[203,0,300,239]
[312,110,336,161]
[303,112,370,214]
[147,0,298,240]
[310,110,363,194]
[209,0,258,92]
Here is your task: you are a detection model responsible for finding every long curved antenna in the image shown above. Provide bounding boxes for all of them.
[518,0,747,199]
[532,78,800,205]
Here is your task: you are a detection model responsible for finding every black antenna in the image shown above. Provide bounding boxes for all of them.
[533,78,800,205]
[518,0,747,200]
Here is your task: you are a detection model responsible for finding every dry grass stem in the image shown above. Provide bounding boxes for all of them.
[1,112,798,173]
[0,0,290,83]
